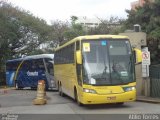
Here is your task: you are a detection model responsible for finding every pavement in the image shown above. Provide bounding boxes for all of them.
[0,87,15,92]
[1,87,160,104]
[137,96,160,104]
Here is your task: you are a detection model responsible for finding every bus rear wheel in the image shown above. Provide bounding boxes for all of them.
[15,82,20,90]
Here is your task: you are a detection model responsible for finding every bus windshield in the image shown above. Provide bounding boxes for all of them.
[82,39,135,86]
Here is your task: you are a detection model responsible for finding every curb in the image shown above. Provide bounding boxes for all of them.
[0,88,15,95]
[136,98,160,104]
[0,87,15,89]
[0,87,15,92]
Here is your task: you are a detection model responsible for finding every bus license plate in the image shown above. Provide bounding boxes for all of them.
[107,96,116,100]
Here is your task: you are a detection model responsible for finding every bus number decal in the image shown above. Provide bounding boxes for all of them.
[83,43,90,52]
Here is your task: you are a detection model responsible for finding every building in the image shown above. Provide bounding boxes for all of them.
[131,0,155,10]
[76,16,101,28]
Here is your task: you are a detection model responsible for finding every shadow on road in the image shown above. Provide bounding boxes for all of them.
[83,103,132,110]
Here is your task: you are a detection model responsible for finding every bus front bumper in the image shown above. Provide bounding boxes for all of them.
[80,91,136,104]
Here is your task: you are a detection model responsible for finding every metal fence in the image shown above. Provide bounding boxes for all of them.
[0,72,6,87]
[150,65,160,98]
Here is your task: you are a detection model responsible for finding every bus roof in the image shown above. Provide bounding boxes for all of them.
[6,54,54,63]
[7,58,24,63]
[24,54,54,60]
[55,35,129,51]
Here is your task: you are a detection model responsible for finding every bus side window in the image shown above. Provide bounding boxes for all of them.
[37,59,45,70]
[31,60,37,70]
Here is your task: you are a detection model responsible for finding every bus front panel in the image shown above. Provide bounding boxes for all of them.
[79,83,136,104]
[79,39,136,104]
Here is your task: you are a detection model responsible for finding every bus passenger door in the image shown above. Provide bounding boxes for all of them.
[75,41,83,97]
[76,64,83,88]
[44,59,55,89]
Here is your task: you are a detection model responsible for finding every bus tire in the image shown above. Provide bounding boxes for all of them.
[116,102,124,105]
[15,82,20,90]
[74,89,83,106]
[59,83,64,97]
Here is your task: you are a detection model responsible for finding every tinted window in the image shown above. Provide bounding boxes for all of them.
[54,43,75,64]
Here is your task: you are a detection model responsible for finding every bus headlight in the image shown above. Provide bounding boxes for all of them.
[83,88,97,94]
[123,86,136,92]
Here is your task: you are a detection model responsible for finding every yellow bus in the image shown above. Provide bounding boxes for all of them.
[54,35,141,105]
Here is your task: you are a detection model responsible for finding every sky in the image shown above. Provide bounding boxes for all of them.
[6,0,136,24]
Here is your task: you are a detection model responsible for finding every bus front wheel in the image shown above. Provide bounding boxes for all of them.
[116,102,124,105]
[74,89,83,106]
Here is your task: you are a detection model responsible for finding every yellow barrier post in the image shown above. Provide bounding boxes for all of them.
[33,80,47,105]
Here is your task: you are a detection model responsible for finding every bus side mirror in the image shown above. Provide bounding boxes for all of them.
[76,50,82,64]
[133,48,142,64]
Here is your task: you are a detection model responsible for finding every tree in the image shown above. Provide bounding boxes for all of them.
[87,16,125,35]
[50,16,86,46]
[125,0,160,36]
[63,16,86,41]
[125,0,160,64]
[0,1,53,71]
[50,20,69,47]
[70,16,78,24]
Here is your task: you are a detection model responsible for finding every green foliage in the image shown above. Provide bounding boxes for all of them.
[50,20,70,46]
[65,16,86,40]
[70,16,78,24]
[0,1,53,71]
[50,16,86,45]
[50,16,125,46]
[125,0,160,38]
[64,23,86,40]
[125,0,160,64]
[87,16,125,35]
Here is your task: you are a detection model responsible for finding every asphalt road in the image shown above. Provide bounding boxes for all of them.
[0,89,160,120]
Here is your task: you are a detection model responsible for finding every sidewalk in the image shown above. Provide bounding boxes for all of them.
[0,87,15,94]
[137,96,160,104]
[1,87,160,104]
[0,87,15,90]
